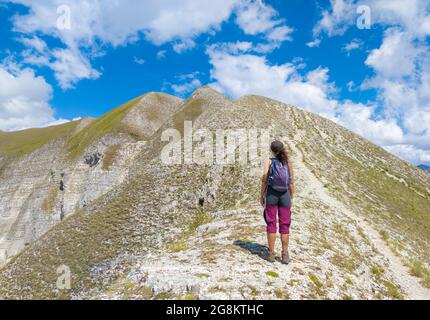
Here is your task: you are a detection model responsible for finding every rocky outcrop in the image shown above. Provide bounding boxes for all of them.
[0,94,183,265]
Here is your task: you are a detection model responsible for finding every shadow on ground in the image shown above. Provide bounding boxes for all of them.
[233,241,268,260]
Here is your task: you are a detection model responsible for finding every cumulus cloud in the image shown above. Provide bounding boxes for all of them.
[156,50,167,60]
[6,0,240,88]
[6,0,293,87]
[206,46,409,160]
[343,38,363,52]
[0,63,67,131]
[166,72,203,96]
[172,38,196,54]
[207,46,339,119]
[19,36,100,89]
[384,144,430,165]
[133,57,145,65]
[306,39,321,48]
[365,29,423,80]
[309,0,430,164]
[337,101,404,146]
[235,0,293,51]
[313,0,430,39]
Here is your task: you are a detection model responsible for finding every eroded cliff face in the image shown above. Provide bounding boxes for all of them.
[0,93,183,265]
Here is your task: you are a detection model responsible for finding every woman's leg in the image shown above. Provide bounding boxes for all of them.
[264,204,278,253]
[267,232,277,254]
[278,206,291,253]
[280,233,289,254]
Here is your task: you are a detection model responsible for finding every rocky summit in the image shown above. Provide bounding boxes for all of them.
[0,87,429,300]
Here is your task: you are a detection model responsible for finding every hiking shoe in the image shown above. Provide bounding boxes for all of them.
[267,251,276,263]
[281,252,290,265]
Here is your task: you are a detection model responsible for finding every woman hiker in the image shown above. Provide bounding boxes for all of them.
[260,140,295,264]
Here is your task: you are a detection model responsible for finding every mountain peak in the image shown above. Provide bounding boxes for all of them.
[190,85,227,100]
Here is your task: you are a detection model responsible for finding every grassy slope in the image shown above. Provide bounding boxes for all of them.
[66,95,144,159]
[239,95,430,287]
[0,121,79,158]
[287,104,430,265]
[1,92,429,298]
[0,95,144,161]
[0,91,259,299]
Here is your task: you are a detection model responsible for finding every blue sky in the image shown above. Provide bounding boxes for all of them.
[0,0,430,165]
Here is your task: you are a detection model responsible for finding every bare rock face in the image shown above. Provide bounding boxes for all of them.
[0,94,183,265]
[0,88,429,300]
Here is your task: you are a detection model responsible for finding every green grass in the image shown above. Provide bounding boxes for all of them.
[187,208,212,234]
[0,121,79,158]
[0,95,145,161]
[291,109,430,266]
[154,292,175,300]
[266,271,279,278]
[382,280,403,299]
[168,241,188,252]
[409,260,430,288]
[371,266,385,278]
[66,96,144,159]
[180,293,199,300]
[172,98,205,134]
[308,273,323,288]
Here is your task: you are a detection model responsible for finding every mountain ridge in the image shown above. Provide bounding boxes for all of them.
[0,87,429,300]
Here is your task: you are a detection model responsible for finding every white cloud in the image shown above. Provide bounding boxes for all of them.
[157,50,167,60]
[384,144,430,165]
[172,38,196,54]
[133,56,145,65]
[337,101,404,146]
[206,46,410,158]
[309,0,430,164]
[50,48,101,89]
[313,0,430,39]
[171,78,202,95]
[8,0,293,88]
[365,29,423,79]
[207,46,338,119]
[343,38,363,52]
[235,0,292,39]
[19,36,100,89]
[7,0,241,87]
[0,64,67,131]
[167,72,203,96]
[312,0,356,37]
[235,0,293,49]
[306,39,321,48]
[10,0,240,47]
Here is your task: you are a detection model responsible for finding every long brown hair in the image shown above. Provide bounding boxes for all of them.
[270,140,289,165]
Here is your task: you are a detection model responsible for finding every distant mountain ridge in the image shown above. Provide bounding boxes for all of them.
[0,87,429,300]
[418,164,430,174]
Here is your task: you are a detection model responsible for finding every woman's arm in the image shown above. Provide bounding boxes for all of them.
[260,159,271,206]
[288,161,295,199]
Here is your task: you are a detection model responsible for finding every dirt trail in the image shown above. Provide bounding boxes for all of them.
[290,136,430,300]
